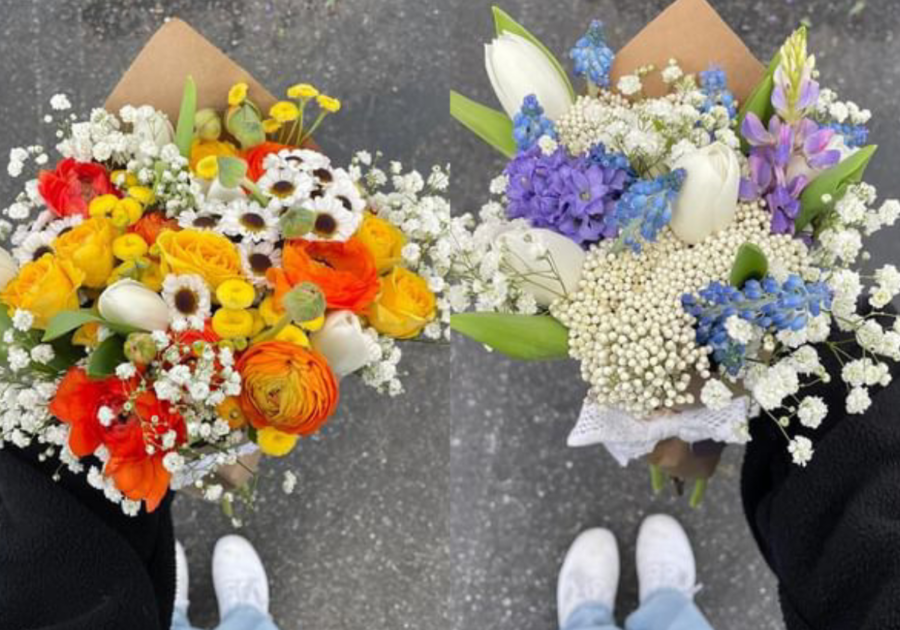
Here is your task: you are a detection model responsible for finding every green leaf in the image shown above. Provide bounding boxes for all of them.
[217,156,248,188]
[175,76,197,158]
[46,336,86,375]
[450,312,569,361]
[226,103,266,149]
[730,243,769,288]
[736,50,781,152]
[43,310,104,342]
[796,145,878,231]
[280,207,316,238]
[87,335,127,378]
[450,91,516,158]
[492,6,575,100]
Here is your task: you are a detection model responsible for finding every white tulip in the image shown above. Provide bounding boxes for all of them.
[98,279,170,332]
[0,248,18,290]
[132,108,175,149]
[497,227,585,306]
[311,311,371,377]
[669,142,741,245]
[485,33,573,121]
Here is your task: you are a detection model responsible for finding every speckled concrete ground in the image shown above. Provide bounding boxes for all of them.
[2,1,900,629]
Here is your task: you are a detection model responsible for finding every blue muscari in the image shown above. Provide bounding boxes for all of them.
[681,275,833,375]
[606,169,685,254]
[588,142,635,177]
[698,66,737,119]
[825,122,869,148]
[512,94,557,151]
[570,20,615,88]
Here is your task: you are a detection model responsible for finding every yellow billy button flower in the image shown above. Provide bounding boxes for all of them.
[89,194,119,218]
[287,83,319,99]
[262,118,282,134]
[216,278,256,310]
[317,95,341,113]
[228,82,249,106]
[128,186,155,207]
[212,308,255,339]
[247,308,266,336]
[299,314,325,332]
[196,155,219,181]
[110,170,139,189]
[112,234,149,261]
[275,324,310,348]
[269,100,300,123]
[111,197,144,228]
[257,427,299,457]
[259,295,284,327]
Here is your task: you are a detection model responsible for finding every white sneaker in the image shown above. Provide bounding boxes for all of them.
[212,535,270,619]
[636,514,697,604]
[557,528,620,627]
[174,540,190,615]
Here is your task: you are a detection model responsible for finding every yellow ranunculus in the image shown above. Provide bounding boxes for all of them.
[356,213,406,273]
[257,426,299,457]
[113,234,149,261]
[367,267,436,339]
[217,396,247,429]
[216,279,256,309]
[1,254,84,329]
[156,229,243,289]
[189,139,239,174]
[53,217,116,289]
[275,324,310,347]
[259,294,284,326]
[212,308,254,339]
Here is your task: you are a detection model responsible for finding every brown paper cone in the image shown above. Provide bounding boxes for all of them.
[105,18,277,124]
[611,0,765,103]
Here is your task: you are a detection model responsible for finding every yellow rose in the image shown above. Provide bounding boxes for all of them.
[1,254,84,329]
[356,213,406,274]
[156,229,243,289]
[53,217,116,289]
[367,267,436,339]
[257,427,299,457]
[189,139,239,174]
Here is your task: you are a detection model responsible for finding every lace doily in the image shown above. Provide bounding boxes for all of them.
[567,397,752,466]
[170,442,260,490]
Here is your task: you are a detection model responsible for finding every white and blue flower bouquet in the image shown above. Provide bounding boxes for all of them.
[448,0,899,501]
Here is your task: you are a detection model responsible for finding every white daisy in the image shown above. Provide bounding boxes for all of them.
[162,274,211,331]
[304,196,363,243]
[13,230,56,264]
[45,215,84,236]
[220,200,278,243]
[239,241,282,287]
[177,210,223,231]
[273,148,332,173]
[256,166,315,212]
[326,170,367,213]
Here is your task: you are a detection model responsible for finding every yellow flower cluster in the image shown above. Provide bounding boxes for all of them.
[261,82,342,146]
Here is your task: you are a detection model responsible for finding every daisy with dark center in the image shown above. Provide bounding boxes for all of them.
[325,171,367,213]
[177,210,222,231]
[256,166,314,212]
[162,273,211,332]
[221,200,278,243]
[239,241,282,287]
[12,230,57,264]
[275,148,331,174]
[304,196,362,243]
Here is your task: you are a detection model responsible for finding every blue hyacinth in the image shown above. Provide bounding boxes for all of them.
[606,169,685,253]
[825,122,869,148]
[681,275,833,375]
[512,94,557,152]
[570,20,615,88]
[698,66,737,120]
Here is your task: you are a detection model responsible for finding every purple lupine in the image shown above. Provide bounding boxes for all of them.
[504,144,632,247]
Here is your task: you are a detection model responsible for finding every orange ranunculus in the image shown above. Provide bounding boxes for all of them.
[236,341,338,436]
[49,368,185,512]
[129,211,180,245]
[243,142,291,181]
[38,158,116,218]
[267,238,380,314]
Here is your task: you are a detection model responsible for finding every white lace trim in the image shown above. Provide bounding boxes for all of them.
[170,442,260,490]
[567,397,752,466]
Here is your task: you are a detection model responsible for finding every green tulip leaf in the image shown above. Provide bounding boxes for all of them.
[737,49,782,152]
[175,76,197,158]
[450,312,569,361]
[450,91,516,158]
[492,6,575,100]
[217,156,248,188]
[796,145,878,231]
[730,243,769,288]
[43,309,141,341]
[87,335,128,378]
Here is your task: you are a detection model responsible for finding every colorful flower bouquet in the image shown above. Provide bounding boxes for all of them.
[0,20,451,519]
[449,0,898,500]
